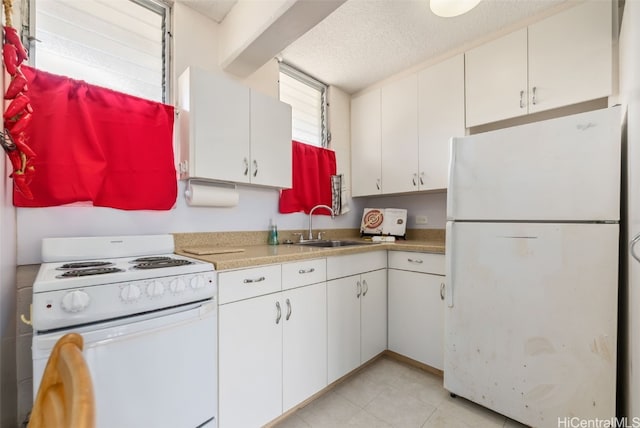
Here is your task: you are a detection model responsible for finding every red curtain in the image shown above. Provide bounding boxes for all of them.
[14,66,177,210]
[279,141,336,214]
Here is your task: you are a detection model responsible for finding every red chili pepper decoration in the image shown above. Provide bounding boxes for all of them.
[3,42,17,75]
[12,132,36,158]
[4,93,31,119]
[3,26,28,63]
[12,172,33,199]
[5,70,27,99]
[7,112,31,134]
[2,21,36,200]
[7,149,21,170]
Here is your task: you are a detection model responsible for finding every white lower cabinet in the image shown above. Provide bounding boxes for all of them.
[282,282,327,412]
[327,275,362,383]
[360,269,388,363]
[218,250,446,426]
[219,292,282,428]
[218,260,327,427]
[327,251,388,383]
[388,251,445,370]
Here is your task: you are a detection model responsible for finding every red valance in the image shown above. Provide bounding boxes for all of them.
[14,66,177,210]
[279,141,336,214]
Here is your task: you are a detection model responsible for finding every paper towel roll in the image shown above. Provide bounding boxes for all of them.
[185,183,239,207]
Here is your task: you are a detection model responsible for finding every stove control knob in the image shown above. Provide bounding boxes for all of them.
[169,278,187,294]
[190,276,206,290]
[146,281,165,297]
[61,290,91,313]
[120,284,141,302]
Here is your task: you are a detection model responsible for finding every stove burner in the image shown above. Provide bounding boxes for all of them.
[57,267,124,278]
[57,261,113,270]
[132,256,172,263]
[134,259,194,269]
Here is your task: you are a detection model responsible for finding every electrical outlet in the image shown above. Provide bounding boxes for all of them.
[415,215,428,225]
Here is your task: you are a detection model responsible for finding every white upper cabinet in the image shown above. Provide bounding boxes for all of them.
[418,54,466,191]
[465,29,528,128]
[351,56,464,196]
[178,66,292,188]
[351,88,382,197]
[179,66,250,182]
[465,1,612,127]
[527,0,612,114]
[250,89,292,188]
[381,74,419,194]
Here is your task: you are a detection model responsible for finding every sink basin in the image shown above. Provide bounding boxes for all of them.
[295,240,378,248]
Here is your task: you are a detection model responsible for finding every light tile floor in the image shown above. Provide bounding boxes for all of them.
[273,356,529,428]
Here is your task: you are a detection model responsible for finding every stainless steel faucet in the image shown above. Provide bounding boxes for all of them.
[307,204,335,240]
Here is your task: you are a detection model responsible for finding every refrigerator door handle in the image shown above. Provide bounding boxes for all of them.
[445,222,454,307]
[631,232,640,263]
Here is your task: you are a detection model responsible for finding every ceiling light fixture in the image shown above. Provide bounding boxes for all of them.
[430,0,482,17]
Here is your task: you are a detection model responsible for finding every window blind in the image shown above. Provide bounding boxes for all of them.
[33,0,168,102]
[279,64,327,147]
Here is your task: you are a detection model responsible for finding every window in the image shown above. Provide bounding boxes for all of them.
[279,63,328,148]
[26,0,170,103]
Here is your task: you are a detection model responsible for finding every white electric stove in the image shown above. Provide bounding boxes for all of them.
[31,234,218,428]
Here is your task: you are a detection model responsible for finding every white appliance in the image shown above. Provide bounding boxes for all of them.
[360,208,407,237]
[445,106,621,427]
[31,234,218,428]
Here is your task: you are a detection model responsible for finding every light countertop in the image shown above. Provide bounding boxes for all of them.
[174,230,445,270]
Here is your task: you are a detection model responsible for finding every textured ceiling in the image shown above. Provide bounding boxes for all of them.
[280,0,568,94]
[176,0,237,23]
[177,0,569,94]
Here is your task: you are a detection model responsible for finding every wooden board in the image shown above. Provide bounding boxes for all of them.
[183,247,245,255]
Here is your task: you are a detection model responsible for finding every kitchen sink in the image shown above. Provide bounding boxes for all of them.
[295,240,379,248]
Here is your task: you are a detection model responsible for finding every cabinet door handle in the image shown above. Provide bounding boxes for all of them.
[376,179,380,190]
[631,233,640,263]
[298,268,315,274]
[440,283,445,301]
[362,280,369,296]
[253,160,258,177]
[275,301,282,324]
[243,157,249,176]
[412,174,417,186]
[285,298,292,321]
[356,281,362,298]
[243,276,265,284]
[419,172,424,185]
[519,90,525,109]
[531,86,537,105]
[407,258,423,264]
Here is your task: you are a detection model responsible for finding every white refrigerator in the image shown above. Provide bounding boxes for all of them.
[445,106,621,427]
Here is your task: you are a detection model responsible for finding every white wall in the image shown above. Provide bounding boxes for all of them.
[15,3,362,265]
[364,192,447,229]
[619,0,640,419]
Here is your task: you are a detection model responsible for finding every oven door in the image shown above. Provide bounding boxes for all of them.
[33,300,217,428]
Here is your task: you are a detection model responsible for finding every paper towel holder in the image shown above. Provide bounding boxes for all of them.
[185,178,237,199]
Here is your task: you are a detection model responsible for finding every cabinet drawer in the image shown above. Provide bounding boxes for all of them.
[327,251,387,280]
[218,265,281,304]
[388,251,445,275]
[282,259,326,290]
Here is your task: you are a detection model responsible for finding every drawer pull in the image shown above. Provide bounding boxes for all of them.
[243,276,266,284]
[298,268,315,274]
[440,283,445,300]
[407,258,423,264]
[356,281,362,298]
[362,280,369,296]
